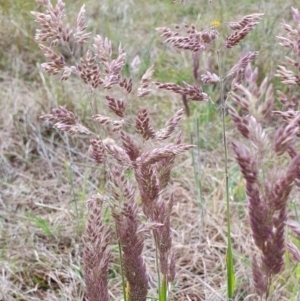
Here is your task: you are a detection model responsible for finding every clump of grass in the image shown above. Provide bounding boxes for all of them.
[156,10,267,299]
[156,3,300,300]
[226,6,300,300]
[28,0,300,300]
[31,0,194,300]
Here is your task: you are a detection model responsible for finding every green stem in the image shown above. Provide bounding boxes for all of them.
[118,242,127,301]
[189,116,203,220]
[153,231,161,299]
[160,274,167,301]
[217,50,235,299]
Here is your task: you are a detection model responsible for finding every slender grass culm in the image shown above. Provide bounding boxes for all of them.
[29,0,300,300]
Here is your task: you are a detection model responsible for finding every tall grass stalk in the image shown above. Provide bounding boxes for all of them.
[217,49,235,299]
[118,242,127,301]
[153,232,162,300]
[189,117,204,219]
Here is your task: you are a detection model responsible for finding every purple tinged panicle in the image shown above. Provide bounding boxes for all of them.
[227,13,265,31]
[119,77,133,94]
[232,145,300,275]
[276,7,300,86]
[105,95,126,118]
[104,144,133,169]
[274,115,300,156]
[287,242,300,262]
[83,196,110,301]
[155,132,181,191]
[156,155,175,191]
[109,168,135,204]
[137,66,154,98]
[112,198,148,301]
[232,136,300,292]
[41,106,91,135]
[272,155,300,210]
[135,109,156,140]
[225,14,264,48]
[134,165,159,218]
[156,24,218,52]
[154,194,174,277]
[168,252,176,282]
[230,36,300,295]
[75,4,91,43]
[89,137,106,164]
[252,256,268,297]
[286,220,300,240]
[136,144,194,166]
[262,207,286,275]
[155,109,184,141]
[227,51,259,76]
[155,81,208,101]
[228,106,250,139]
[201,71,220,84]
[232,141,272,250]
[120,131,140,161]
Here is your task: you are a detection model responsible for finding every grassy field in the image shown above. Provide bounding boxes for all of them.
[1,0,300,300]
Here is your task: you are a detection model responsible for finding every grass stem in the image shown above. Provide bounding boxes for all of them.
[217,49,235,299]
[118,242,127,301]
